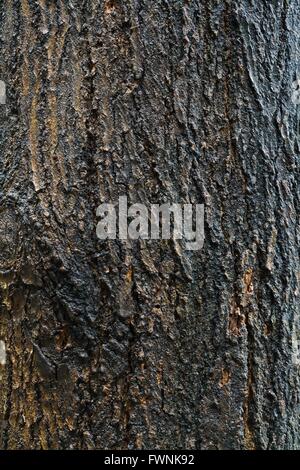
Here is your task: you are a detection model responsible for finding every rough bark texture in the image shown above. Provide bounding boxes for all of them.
[0,0,299,450]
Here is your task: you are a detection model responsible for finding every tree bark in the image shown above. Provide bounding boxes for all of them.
[0,0,299,450]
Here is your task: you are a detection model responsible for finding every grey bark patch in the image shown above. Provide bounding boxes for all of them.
[292,79,300,105]
[0,341,6,366]
[0,81,6,104]
[0,208,19,270]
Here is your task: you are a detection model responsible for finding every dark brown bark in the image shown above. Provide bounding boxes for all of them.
[0,0,299,450]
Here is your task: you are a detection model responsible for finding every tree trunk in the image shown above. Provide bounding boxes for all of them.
[0,0,299,450]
